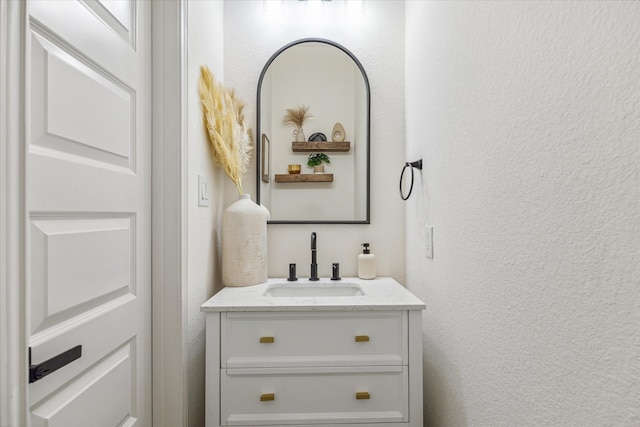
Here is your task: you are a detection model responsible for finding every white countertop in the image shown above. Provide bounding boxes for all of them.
[201,277,426,312]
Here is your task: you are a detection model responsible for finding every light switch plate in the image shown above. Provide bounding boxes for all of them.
[198,175,210,207]
[425,226,433,259]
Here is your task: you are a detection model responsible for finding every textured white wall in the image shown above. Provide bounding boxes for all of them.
[405,1,640,426]
[187,2,224,426]
[223,0,406,282]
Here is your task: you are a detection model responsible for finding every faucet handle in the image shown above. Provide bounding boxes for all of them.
[331,263,341,281]
[287,263,298,281]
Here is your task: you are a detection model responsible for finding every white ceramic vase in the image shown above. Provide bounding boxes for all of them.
[222,194,268,287]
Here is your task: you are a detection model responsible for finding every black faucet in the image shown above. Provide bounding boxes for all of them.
[310,232,319,281]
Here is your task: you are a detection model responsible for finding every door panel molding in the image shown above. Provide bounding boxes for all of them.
[31,340,136,426]
[29,23,136,171]
[30,216,133,333]
[29,1,137,85]
[79,0,136,49]
[29,295,137,404]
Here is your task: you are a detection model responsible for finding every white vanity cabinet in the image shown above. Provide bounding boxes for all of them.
[202,278,426,427]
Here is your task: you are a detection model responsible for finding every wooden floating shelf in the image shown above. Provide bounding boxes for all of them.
[292,141,351,152]
[274,174,334,183]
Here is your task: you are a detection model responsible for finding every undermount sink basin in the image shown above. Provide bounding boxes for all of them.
[264,282,365,297]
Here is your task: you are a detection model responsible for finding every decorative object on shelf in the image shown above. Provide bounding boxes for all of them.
[308,132,327,142]
[199,66,267,287]
[331,122,346,142]
[293,128,305,142]
[307,152,330,174]
[198,65,253,194]
[282,104,312,143]
[288,164,301,174]
[221,194,268,287]
[261,134,270,183]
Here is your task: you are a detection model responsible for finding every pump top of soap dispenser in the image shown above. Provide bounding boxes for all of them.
[362,243,371,254]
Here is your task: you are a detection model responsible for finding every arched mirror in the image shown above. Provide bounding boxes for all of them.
[256,38,370,224]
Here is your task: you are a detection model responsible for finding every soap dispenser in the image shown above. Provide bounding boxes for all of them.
[358,243,376,280]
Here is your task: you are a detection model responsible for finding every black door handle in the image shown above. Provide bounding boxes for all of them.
[29,345,82,383]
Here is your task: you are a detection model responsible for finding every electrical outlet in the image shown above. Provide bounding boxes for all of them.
[425,226,433,259]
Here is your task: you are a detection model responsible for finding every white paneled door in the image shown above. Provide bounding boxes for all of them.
[27,1,151,426]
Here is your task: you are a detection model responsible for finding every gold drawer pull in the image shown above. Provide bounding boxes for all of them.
[355,335,370,342]
[356,392,370,400]
[260,393,275,401]
[259,336,274,344]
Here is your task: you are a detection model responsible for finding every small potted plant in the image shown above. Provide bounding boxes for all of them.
[307,152,330,174]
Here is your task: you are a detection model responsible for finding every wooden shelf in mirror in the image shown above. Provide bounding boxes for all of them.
[292,141,350,152]
[274,174,334,183]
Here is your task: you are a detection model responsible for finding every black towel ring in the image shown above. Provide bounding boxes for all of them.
[399,159,423,201]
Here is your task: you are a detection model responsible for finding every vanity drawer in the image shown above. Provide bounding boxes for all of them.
[221,311,407,368]
[220,366,408,425]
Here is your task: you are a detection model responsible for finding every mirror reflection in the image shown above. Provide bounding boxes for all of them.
[257,39,370,224]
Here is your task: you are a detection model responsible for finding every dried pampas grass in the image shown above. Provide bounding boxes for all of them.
[198,65,253,194]
[282,105,312,129]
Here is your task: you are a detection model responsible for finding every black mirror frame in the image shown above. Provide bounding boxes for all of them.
[256,38,371,224]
